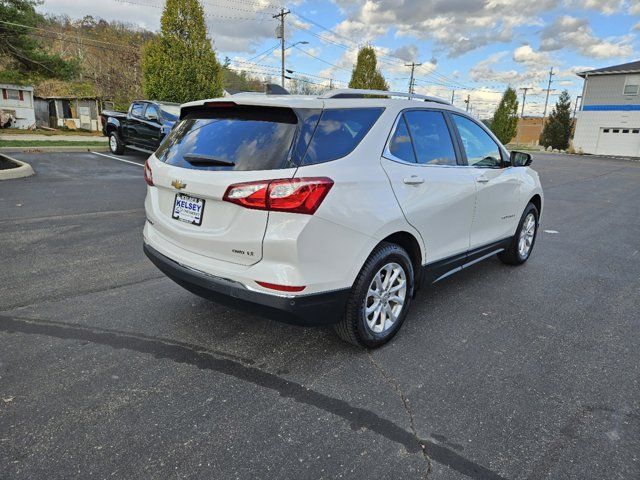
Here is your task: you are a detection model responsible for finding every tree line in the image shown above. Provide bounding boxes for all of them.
[1,0,573,148]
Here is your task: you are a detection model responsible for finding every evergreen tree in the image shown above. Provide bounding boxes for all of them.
[348,46,389,91]
[142,0,223,103]
[540,90,572,150]
[0,0,79,83]
[490,87,519,144]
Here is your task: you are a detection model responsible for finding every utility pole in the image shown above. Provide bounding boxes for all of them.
[451,89,455,104]
[465,94,471,112]
[329,78,334,90]
[541,66,555,126]
[405,62,422,94]
[517,87,531,146]
[273,8,291,88]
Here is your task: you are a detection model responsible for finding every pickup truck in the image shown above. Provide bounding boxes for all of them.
[101,100,180,155]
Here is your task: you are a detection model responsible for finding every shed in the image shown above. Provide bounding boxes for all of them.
[34,96,103,131]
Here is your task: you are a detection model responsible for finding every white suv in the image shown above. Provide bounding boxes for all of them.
[143,89,543,347]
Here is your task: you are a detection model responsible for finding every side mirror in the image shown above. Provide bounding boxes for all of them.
[510,151,532,167]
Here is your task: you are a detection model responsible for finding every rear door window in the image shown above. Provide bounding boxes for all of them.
[156,106,299,171]
[387,115,416,163]
[131,102,144,118]
[404,110,457,166]
[300,108,384,166]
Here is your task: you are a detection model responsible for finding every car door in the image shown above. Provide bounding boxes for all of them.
[381,109,477,264]
[450,114,521,249]
[140,103,164,150]
[125,102,146,147]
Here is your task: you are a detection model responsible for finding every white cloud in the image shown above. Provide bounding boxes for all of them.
[631,3,640,14]
[540,16,634,59]
[330,0,560,57]
[577,0,625,15]
[513,45,552,66]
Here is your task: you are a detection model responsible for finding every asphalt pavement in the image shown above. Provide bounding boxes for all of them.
[1,150,638,479]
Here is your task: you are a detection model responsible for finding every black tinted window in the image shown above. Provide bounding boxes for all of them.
[404,110,457,166]
[131,103,144,117]
[301,108,384,165]
[145,105,159,120]
[156,106,298,171]
[388,115,416,163]
[453,115,502,168]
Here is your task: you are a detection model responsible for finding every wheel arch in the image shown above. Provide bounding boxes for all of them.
[529,193,542,216]
[377,231,424,292]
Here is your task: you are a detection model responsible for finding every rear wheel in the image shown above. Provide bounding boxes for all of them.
[334,242,414,348]
[109,131,125,155]
[498,203,539,265]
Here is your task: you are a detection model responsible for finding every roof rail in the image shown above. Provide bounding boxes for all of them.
[319,88,451,105]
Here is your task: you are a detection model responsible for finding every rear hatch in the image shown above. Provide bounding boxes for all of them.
[150,101,320,266]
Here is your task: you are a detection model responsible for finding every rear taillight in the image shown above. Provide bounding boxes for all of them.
[223,177,333,215]
[144,159,154,186]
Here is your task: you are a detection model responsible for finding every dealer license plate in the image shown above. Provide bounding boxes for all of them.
[172,193,205,226]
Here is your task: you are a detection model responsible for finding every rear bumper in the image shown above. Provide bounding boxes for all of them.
[143,243,350,326]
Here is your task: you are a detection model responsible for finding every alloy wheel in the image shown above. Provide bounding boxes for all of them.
[518,213,536,259]
[364,262,407,333]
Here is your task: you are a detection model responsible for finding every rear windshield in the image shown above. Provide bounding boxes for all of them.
[156,106,298,171]
[155,105,384,171]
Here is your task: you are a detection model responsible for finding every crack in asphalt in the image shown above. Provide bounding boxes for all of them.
[367,351,432,479]
[0,315,509,480]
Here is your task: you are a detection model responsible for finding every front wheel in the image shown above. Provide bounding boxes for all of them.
[108,132,125,155]
[334,242,414,348]
[498,203,539,265]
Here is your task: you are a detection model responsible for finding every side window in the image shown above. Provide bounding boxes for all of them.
[145,104,159,121]
[452,115,502,168]
[131,103,144,118]
[387,115,416,163]
[301,108,384,166]
[404,110,457,166]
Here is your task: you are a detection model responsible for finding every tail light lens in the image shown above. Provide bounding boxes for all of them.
[223,177,333,215]
[144,159,154,186]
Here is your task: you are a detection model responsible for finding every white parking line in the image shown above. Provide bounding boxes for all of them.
[91,151,144,167]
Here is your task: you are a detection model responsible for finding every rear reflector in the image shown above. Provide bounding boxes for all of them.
[144,159,154,186]
[255,281,306,293]
[223,177,333,215]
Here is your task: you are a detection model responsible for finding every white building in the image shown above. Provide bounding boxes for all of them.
[573,61,640,157]
[0,84,36,129]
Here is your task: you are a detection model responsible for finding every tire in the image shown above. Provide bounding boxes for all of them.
[108,131,125,155]
[498,203,539,265]
[334,242,414,348]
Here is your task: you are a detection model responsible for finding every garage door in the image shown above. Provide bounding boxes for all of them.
[595,128,640,156]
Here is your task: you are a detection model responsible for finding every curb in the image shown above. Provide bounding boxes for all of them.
[0,146,110,154]
[0,153,34,180]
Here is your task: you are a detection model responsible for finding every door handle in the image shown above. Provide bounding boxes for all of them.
[476,175,490,183]
[403,175,425,185]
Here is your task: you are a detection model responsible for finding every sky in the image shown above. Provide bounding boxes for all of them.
[36,0,640,118]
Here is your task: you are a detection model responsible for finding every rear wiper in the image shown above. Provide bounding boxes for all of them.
[183,153,235,167]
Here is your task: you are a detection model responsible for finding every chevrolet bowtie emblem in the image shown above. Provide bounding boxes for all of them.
[171,180,187,190]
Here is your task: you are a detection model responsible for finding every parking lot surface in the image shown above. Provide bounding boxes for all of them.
[1,151,639,479]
